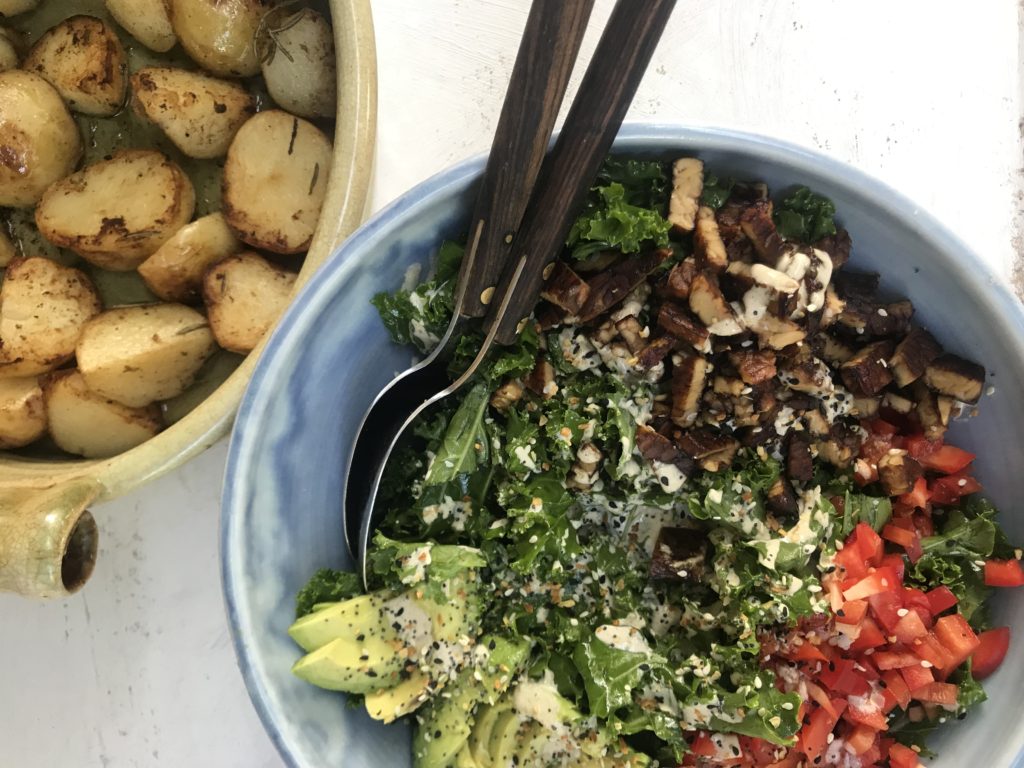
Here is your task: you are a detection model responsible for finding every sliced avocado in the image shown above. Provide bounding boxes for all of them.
[288,593,391,652]
[364,670,436,724]
[468,700,513,768]
[413,669,477,768]
[453,744,481,768]
[486,709,523,768]
[513,720,550,767]
[311,601,340,612]
[418,575,482,642]
[478,636,532,706]
[291,633,403,694]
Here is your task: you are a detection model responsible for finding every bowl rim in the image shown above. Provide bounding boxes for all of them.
[220,122,1024,767]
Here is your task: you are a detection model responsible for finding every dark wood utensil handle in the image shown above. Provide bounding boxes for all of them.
[458,0,594,319]
[487,0,677,343]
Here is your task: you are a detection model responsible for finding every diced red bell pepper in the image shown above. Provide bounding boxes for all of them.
[882,524,924,563]
[787,642,829,663]
[918,444,975,474]
[843,566,901,602]
[845,724,878,755]
[911,632,955,671]
[869,590,905,633]
[911,681,958,706]
[834,544,870,581]
[867,418,900,436]
[875,649,921,670]
[805,681,840,718]
[933,614,981,669]
[888,742,923,768]
[798,700,846,763]
[899,663,934,692]
[851,522,885,565]
[929,472,982,505]
[972,627,1011,679]
[898,476,931,510]
[924,586,958,615]
[843,698,889,731]
[984,559,1024,587]
[901,587,934,628]
[849,617,888,652]
[835,599,868,625]
[881,553,907,581]
[819,658,871,697]
[689,731,717,757]
[882,669,912,710]
[894,611,929,645]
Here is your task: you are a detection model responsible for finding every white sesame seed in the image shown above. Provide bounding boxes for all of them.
[897,608,909,617]
[921,660,933,668]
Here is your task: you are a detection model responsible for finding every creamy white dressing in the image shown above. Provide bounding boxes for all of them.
[513,444,540,473]
[381,594,433,653]
[399,545,432,585]
[652,460,687,493]
[595,624,651,654]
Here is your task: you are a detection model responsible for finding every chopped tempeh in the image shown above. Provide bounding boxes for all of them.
[813,228,852,270]
[739,200,785,264]
[614,316,646,354]
[670,354,708,427]
[694,206,727,271]
[850,396,880,419]
[840,340,895,396]
[922,353,986,404]
[657,302,710,349]
[814,423,861,468]
[767,475,798,516]
[815,332,857,365]
[877,450,924,496]
[668,158,703,233]
[577,250,669,321]
[523,359,557,399]
[689,272,743,335]
[730,348,777,385]
[912,383,947,440]
[637,336,675,369]
[674,427,739,460]
[889,327,943,387]
[664,257,699,300]
[786,431,814,482]
[649,527,706,582]
[540,261,590,314]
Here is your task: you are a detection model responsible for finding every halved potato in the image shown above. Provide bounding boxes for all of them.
[0,257,102,378]
[138,213,239,302]
[0,27,21,71]
[0,70,83,208]
[203,252,297,353]
[23,16,128,117]
[0,227,15,266]
[168,0,271,77]
[222,110,332,254]
[36,149,196,270]
[105,0,177,53]
[130,66,256,159]
[0,376,46,449]
[77,303,217,407]
[259,7,336,119]
[0,0,40,15]
[44,370,162,458]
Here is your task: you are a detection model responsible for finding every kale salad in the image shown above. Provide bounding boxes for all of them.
[288,157,1022,768]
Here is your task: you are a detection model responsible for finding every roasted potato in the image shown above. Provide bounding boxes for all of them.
[0,70,83,208]
[168,0,271,78]
[36,149,196,270]
[77,303,217,407]
[222,110,332,254]
[0,27,21,71]
[0,227,15,267]
[138,213,239,302]
[0,0,40,15]
[0,257,102,378]
[259,7,336,119]
[44,370,162,458]
[105,0,177,53]
[203,252,297,353]
[130,67,256,159]
[0,376,46,448]
[23,16,128,117]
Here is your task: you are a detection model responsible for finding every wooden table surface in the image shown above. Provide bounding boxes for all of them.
[2,1,1021,765]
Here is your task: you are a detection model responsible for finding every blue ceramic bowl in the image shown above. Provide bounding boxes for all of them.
[221,125,1024,767]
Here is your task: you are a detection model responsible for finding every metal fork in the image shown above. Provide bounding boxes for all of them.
[344,0,677,583]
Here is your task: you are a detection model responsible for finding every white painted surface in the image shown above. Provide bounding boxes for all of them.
[1,1,1021,765]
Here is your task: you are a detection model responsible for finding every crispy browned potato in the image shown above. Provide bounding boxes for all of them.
[77,303,217,407]
[0,70,82,208]
[168,0,271,77]
[130,67,256,159]
[105,0,177,53]
[259,7,336,119]
[35,150,196,270]
[0,257,102,378]
[0,376,46,448]
[138,213,240,302]
[23,16,128,117]
[44,370,163,458]
[222,110,332,254]
[203,252,297,353]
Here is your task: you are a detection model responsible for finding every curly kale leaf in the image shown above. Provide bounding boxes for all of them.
[773,186,837,242]
[567,180,670,261]
[294,569,362,618]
